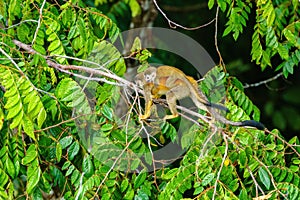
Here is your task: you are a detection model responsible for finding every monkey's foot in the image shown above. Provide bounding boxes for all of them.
[163,114,179,120]
[139,115,149,120]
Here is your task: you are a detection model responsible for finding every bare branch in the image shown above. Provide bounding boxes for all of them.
[4,20,38,30]
[32,0,47,44]
[152,0,215,30]
[214,6,225,68]
[12,39,135,87]
[243,72,283,88]
[162,3,208,12]
[265,129,300,158]
[0,43,56,99]
[212,133,228,200]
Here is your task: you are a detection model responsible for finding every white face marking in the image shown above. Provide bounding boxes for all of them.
[144,72,155,83]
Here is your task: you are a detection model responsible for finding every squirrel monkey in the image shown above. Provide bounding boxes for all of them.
[135,66,265,130]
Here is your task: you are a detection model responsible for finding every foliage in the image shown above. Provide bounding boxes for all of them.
[0,0,299,199]
[209,0,300,78]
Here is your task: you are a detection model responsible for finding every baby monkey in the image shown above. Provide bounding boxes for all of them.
[135,65,265,130]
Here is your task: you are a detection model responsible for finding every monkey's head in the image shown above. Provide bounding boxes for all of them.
[143,67,157,83]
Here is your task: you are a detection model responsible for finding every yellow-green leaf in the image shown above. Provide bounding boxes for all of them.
[0,107,4,130]
[27,166,41,194]
[22,115,35,141]
[48,40,61,52]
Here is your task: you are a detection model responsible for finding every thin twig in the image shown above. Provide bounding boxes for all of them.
[152,0,215,30]
[246,165,265,196]
[32,0,47,45]
[214,6,225,68]
[226,135,288,199]
[212,133,228,200]
[3,20,38,30]
[162,3,207,12]
[34,114,94,133]
[265,129,300,158]
[243,72,283,88]
[0,43,56,99]
[93,128,144,198]
[12,40,135,87]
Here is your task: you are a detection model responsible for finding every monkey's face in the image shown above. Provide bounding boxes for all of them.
[143,67,157,83]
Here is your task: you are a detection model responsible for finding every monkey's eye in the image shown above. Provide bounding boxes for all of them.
[145,75,151,82]
[144,73,155,82]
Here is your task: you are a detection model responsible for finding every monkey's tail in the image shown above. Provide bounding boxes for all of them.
[239,120,265,130]
[206,102,229,112]
[189,85,229,113]
[211,110,265,130]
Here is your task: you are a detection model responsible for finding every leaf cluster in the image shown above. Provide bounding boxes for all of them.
[0,0,299,199]
[209,0,300,78]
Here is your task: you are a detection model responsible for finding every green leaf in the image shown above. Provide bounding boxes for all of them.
[121,179,129,193]
[59,136,73,149]
[277,44,289,60]
[0,107,4,131]
[6,102,22,119]
[66,165,75,176]
[127,0,141,17]
[123,187,134,200]
[266,27,277,48]
[71,169,80,184]
[258,167,270,190]
[238,188,248,200]
[62,161,71,170]
[27,166,41,194]
[239,150,247,168]
[82,155,94,177]
[131,159,140,170]
[129,138,142,151]
[135,189,149,200]
[47,32,57,42]
[202,173,214,186]
[6,157,15,179]
[162,168,178,180]
[284,29,296,44]
[56,143,62,162]
[4,93,19,108]
[22,144,37,165]
[267,8,275,26]
[193,186,204,195]
[9,109,23,129]
[37,109,46,128]
[101,104,113,121]
[217,0,227,12]
[101,123,114,132]
[22,115,35,141]
[223,26,232,37]
[208,0,214,9]
[130,37,142,53]
[68,141,80,160]
[134,171,147,189]
[48,40,61,52]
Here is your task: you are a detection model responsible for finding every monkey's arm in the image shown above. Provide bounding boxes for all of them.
[135,73,154,120]
[139,82,154,119]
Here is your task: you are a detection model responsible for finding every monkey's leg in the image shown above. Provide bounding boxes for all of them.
[139,84,154,120]
[140,100,153,119]
[164,91,179,120]
[163,85,189,120]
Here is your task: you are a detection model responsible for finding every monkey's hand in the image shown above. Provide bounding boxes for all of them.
[138,101,153,120]
[139,114,149,120]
